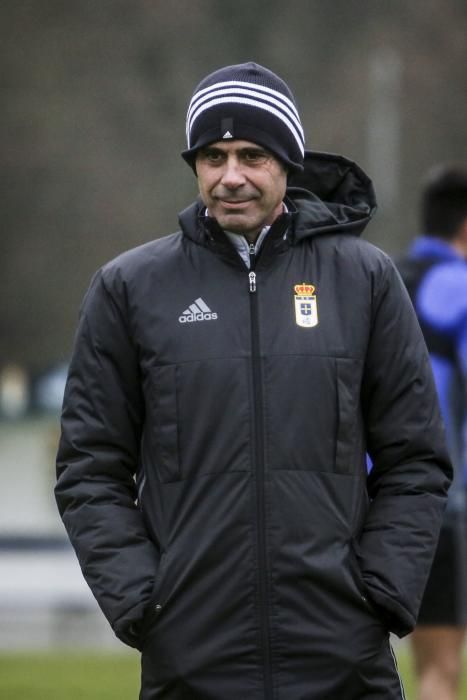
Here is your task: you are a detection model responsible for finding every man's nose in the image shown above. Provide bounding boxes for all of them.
[220,156,246,188]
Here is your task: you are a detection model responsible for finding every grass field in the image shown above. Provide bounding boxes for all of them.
[0,652,140,700]
[0,650,465,699]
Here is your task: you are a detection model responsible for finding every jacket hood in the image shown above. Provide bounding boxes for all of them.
[179,150,377,243]
[286,150,377,240]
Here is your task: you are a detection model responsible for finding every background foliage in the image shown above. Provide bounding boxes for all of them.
[2,0,467,373]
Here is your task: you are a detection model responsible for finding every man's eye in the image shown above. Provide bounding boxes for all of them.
[204,151,223,163]
[244,151,268,164]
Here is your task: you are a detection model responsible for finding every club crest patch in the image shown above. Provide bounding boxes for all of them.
[294,283,318,328]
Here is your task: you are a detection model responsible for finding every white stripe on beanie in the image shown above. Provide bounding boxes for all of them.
[187,83,305,149]
[188,87,303,137]
[187,96,304,156]
[186,80,304,154]
[187,79,302,125]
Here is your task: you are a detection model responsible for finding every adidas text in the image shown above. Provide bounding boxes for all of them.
[179,311,218,323]
[179,298,218,323]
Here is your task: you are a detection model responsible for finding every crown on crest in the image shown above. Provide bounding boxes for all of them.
[294,283,315,296]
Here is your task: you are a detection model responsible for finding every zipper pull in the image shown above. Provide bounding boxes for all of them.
[249,271,257,293]
[248,242,257,292]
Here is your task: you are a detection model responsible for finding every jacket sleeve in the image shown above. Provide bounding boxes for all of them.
[359,255,452,637]
[55,268,158,648]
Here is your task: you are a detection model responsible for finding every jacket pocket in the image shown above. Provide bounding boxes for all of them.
[335,357,363,474]
[265,355,364,474]
[139,551,170,643]
[147,365,180,483]
[349,541,387,627]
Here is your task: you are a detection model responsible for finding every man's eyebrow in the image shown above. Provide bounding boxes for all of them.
[199,145,269,157]
[199,146,225,155]
[239,147,269,155]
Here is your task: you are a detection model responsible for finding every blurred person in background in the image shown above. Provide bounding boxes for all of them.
[55,62,451,699]
[397,164,467,700]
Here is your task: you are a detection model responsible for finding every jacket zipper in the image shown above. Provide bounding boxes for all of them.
[248,244,273,699]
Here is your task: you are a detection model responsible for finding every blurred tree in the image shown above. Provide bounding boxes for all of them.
[1,0,467,373]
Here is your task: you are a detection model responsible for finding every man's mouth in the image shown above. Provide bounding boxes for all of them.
[218,199,250,208]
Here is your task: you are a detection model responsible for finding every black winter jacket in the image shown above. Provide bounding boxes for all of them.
[56,152,452,700]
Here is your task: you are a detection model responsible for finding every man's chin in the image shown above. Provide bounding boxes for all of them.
[217,213,257,235]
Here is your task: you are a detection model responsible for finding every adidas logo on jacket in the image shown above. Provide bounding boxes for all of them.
[178,297,218,323]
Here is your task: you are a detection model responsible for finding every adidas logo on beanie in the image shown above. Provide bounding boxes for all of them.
[181,62,305,172]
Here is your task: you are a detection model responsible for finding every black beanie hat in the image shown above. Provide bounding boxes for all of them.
[182,62,305,172]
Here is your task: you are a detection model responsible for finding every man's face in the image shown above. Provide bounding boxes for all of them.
[195,140,287,239]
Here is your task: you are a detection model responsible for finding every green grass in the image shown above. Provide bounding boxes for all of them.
[395,651,415,698]
[396,649,467,699]
[0,652,140,700]
[0,649,464,699]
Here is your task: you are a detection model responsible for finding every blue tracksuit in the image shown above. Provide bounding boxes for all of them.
[398,236,467,507]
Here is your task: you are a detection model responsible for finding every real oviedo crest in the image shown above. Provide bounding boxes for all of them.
[294,283,318,328]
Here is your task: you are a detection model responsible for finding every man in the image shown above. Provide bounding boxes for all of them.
[55,62,452,699]
[396,164,467,700]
